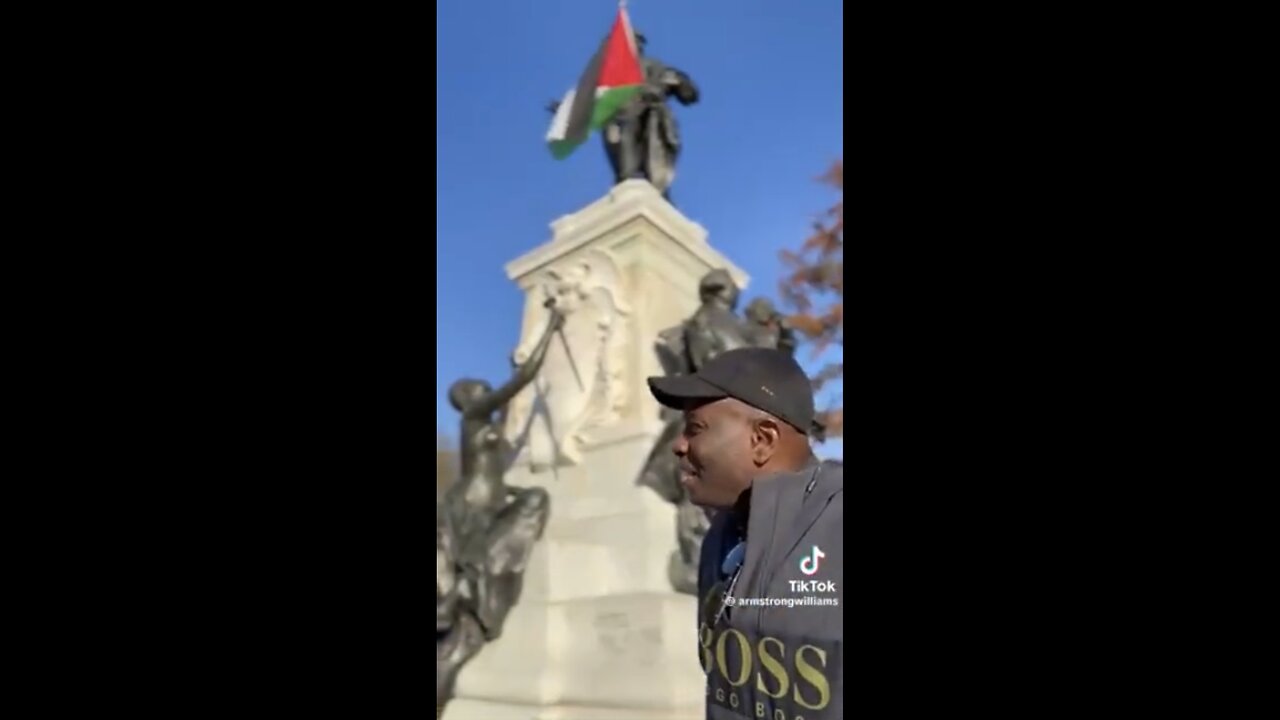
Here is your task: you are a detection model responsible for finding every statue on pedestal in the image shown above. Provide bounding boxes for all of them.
[436,302,564,716]
[639,270,796,594]
[544,23,699,201]
[603,32,699,201]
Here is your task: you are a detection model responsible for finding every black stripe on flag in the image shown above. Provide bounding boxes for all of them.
[564,36,607,144]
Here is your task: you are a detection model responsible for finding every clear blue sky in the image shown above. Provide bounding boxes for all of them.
[437,1,843,456]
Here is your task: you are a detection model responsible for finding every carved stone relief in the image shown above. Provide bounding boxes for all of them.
[507,248,633,470]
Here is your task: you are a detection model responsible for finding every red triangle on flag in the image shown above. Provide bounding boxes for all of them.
[597,9,644,88]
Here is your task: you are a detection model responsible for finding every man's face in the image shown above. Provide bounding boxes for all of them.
[673,398,757,509]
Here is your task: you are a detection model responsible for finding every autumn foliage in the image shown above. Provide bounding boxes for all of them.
[780,159,844,437]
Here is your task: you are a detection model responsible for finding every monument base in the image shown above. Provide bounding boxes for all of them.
[442,181,745,720]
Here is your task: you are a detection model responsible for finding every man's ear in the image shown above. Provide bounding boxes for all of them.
[751,417,782,466]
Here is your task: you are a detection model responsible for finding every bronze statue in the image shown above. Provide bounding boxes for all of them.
[744,297,798,356]
[603,32,699,200]
[437,302,564,715]
[683,269,750,365]
[640,270,794,594]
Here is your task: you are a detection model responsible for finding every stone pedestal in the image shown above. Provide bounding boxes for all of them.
[442,180,747,720]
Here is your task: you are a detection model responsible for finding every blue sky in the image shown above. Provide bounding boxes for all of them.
[437,1,843,457]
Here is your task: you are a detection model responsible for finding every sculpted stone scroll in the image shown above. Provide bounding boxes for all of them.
[505,248,633,470]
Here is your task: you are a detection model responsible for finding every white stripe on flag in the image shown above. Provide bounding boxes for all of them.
[545,88,576,142]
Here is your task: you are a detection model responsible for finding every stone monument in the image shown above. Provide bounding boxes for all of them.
[440,179,747,720]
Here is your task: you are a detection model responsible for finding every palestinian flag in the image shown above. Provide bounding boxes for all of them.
[546,7,644,159]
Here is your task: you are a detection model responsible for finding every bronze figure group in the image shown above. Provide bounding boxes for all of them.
[639,270,799,593]
[436,304,563,715]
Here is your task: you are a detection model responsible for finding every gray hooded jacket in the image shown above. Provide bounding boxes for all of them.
[697,460,844,720]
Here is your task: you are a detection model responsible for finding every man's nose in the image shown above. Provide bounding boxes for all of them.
[672,433,688,457]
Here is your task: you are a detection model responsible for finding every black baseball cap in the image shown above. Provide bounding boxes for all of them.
[647,347,816,434]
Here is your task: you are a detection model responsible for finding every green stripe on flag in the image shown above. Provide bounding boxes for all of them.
[549,137,584,160]
[590,85,642,129]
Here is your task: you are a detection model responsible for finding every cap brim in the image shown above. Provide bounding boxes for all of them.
[646,375,727,410]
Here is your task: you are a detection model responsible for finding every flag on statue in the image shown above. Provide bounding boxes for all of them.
[545,6,644,160]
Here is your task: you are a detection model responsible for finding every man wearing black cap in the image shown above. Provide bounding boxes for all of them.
[647,347,843,720]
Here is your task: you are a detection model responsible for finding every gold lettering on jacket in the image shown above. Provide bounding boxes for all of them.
[716,629,753,687]
[794,644,830,710]
[756,636,790,698]
[699,620,833,712]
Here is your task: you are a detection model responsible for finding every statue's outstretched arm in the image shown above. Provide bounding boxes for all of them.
[462,305,565,421]
[665,68,700,105]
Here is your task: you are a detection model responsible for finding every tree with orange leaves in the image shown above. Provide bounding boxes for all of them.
[780,159,843,437]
